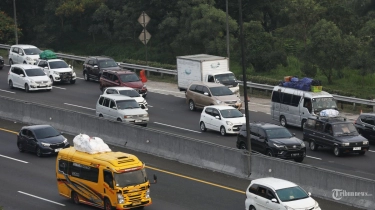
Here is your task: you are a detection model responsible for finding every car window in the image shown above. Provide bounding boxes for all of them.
[248,183,258,194]
[98,97,104,105]
[212,109,220,117]
[111,74,119,82]
[276,186,309,202]
[103,98,110,107]
[219,109,243,118]
[195,85,203,94]
[88,60,94,65]
[119,74,140,82]
[33,126,60,139]
[205,107,213,115]
[305,119,316,129]
[250,126,259,137]
[11,67,20,75]
[109,100,116,109]
[25,68,46,77]
[257,186,268,199]
[102,72,109,78]
[119,90,140,97]
[258,128,266,138]
[12,47,18,53]
[21,129,29,137]
[315,121,324,132]
[202,86,210,94]
[209,86,233,96]
[106,89,114,94]
[207,75,214,82]
[362,117,375,126]
[324,124,333,135]
[49,61,69,69]
[266,189,277,200]
[189,84,197,91]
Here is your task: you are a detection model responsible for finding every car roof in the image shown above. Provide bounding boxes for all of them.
[22,125,53,130]
[103,69,133,74]
[11,64,42,69]
[205,105,236,110]
[359,113,375,117]
[100,94,135,101]
[250,122,282,129]
[89,56,114,60]
[189,81,225,87]
[11,44,38,49]
[105,87,136,91]
[44,59,65,62]
[252,177,297,190]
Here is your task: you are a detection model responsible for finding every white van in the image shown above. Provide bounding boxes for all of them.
[271,86,337,128]
[96,94,149,127]
[8,45,42,65]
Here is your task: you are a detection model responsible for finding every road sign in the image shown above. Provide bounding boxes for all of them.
[139,29,151,45]
[138,12,150,27]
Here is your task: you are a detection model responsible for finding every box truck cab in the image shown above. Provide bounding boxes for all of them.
[177,54,239,96]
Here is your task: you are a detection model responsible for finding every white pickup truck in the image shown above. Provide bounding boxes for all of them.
[36,59,76,84]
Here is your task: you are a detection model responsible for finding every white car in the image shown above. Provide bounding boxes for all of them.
[245,177,321,210]
[102,87,148,110]
[8,45,42,65]
[36,59,76,84]
[199,105,245,136]
[96,94,149,127]
[8,64,52,92]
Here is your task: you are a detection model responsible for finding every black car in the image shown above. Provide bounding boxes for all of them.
[17,125,70,157]
[236,122,306,162]
[354,113,375,143]
[0,55,4,69]
[303,116,370,156]
[83,56,121,81]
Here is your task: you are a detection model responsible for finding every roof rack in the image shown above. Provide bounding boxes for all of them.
[316,115,347,122]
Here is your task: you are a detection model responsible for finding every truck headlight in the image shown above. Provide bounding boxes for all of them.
[226,121,233,126]
[41,142,50,147]
[117,193,124,204]
[143,114,148,117]
[145,189,150,198]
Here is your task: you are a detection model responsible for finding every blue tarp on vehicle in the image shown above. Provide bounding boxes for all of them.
[282,77,313,91]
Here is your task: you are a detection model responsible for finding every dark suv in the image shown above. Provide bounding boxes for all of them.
[354,113,375,143]
[83,56,121,81]
[236,122,306,162]
[303,116,370,156]
[99,70,147,97]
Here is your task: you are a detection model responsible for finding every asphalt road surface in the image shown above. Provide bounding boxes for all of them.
[0,118,365,210]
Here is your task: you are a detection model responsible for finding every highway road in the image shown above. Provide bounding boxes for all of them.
[0,64,375,181]
[0,118,364,210]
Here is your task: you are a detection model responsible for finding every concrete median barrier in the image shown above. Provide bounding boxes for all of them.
[0,95,374,209]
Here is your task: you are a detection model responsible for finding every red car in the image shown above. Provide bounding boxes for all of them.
[99,70,147,97]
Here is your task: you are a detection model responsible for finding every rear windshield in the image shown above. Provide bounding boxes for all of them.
[25,68,46,77]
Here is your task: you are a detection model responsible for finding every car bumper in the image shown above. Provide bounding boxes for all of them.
[116,199,151,209]
[124,118,149,125]
[339,146,370,153]
[225,124,242,134]
[40,144,70,155]
[272,148,307,159]
[29,85,52,90]
[53,75,76,82]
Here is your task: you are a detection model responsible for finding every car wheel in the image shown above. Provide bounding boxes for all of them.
[239,142,247,150]
[9,80,14,89]
[280,116,287,127]
[23,61,27,64]
[104,198,114,210]
[266,149,273,157]
[84,71,90,81]
[220,126,226,136]
[301,119,306,129]
[71,191,80,204]
[143,94,147,98]
[294,157,304,162]
[9,59,13,65]
[249,205,256,210]
[142,124,147,127]
[36,147,43,157]
[70,79,76,84]
[17,143,24,152]
[189,100,196,111]
[25,84,30,93]
[99,114,103,117]
[200,122,207,132]
[49,76,55,85]
[359,151,365,155]
[117,118,122,122]
[309,141,318,151]
[333,146,341,157]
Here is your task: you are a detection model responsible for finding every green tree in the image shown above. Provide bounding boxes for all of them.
[88,3,115,42]
[0,11,22,44]
[306,19,357,84]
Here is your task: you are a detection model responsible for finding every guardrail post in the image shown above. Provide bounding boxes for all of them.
[174,75,177,80]
[161,72,164,78]
[373,100,375,112]
[353,102,356,111]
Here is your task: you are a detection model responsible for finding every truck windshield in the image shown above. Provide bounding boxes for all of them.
[312,97,337,111]
[209,87,233,96]
[114,168,148,188]
[214,73,236,82]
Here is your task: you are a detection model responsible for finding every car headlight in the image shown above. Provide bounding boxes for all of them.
[41,142,50,147]
[216,100,222,104]
[342,142,349,146]
[29,79,36,84]
[63,138,68,144]
[143,84,147,88]
[363,141,369,145]
[117,193,124,204]
[53,71,59,75]
[226,121,233,126]
[72,71,76,76]
[143,114,148,117]
[301,142,306,147]
[273,143,287,150]
[145,189,150,199]
[124,115,132,119]
[26,57,32,61]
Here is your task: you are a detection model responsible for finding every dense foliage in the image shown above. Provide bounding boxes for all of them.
[1,0,375,87]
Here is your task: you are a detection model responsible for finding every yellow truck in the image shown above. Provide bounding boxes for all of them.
[56,147,156,210]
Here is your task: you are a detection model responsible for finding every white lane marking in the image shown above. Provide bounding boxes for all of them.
[5,64,10,66]
[306,156,322,160]
[64,103,95,111]
[148,88,183,94]
[18,191,65,206]
[154,122,202,133]
[0,154,28,163]
[52,86,66,90]
[76,77,84,80]
[369,150,375,153]
[148,105,153,108]
[249,102,270,107]
[0,89,16,94]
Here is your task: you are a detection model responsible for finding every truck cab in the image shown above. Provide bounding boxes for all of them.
[206,72,239,96]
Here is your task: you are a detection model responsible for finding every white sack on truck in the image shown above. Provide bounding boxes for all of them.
[73,134,111,154]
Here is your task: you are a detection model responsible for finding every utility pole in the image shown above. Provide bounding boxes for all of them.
[238,0,251,176]
[226,0,230,62]
[13,0,18,44]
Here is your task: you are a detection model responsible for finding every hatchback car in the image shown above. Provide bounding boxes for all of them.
[186,82,242,111]
[100,70,147,97]
[82,56,121,81]
[8,64,52,92]
[245,177,320,210]
[8,44,42,65]
[303,116,369,156]
[96,94,149,127]
[354,113,375,143]
[17,125,70,157]
[103,87,148,110]
[237,122,306,162]
[199,105,245,136]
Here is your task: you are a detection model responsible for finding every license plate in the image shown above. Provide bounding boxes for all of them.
[353,147,361,150]
[135,120,142,123]
[55,148,62,152]
[291,153,299,157]
[133,201,141,206]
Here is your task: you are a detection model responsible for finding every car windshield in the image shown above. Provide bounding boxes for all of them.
[220,109,243,118]
[49,61,69,69]
[333,123,359,136]
[113,168,148,188]
[99,59,118,68]
[24,48,42,55]
[276,186,309,202]
[25,68,46,77]
[209,86,233,96]
[265,128,293,139]
[312,97,337,111]
[119,74,140,82]
[116,100,140,109]
[214,73,236,82]
[119,90,140,97]
[33,126,60,139]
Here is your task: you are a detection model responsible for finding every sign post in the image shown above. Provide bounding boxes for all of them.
[138,12,151,76]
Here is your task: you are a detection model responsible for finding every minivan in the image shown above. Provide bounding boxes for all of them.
[96,94,149,127]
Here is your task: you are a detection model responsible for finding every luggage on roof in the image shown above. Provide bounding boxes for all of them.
[39,50,57,60]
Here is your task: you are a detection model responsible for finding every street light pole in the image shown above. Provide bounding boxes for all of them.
[13,0,18,44]
[226,0,230,61]
[238,0,251,176]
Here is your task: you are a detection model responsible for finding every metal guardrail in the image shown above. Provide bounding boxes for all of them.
[1,43,374,108]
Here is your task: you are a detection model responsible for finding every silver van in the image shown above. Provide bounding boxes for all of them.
[96,94,149,127]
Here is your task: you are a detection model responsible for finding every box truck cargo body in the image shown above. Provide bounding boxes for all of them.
[177,54,239,95]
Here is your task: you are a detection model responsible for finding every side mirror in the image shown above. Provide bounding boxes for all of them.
[44,67,48,69]
[293,133,296,136]
[259,136,265,140]
[271,198,278,203]
[112,106,117,110]
[308,192,311,196]
[204,92,209,96]
[215,116,220,119]
[151,174,157,184]
[117,62,120,66]
[19,52,23,55]
[60,132,64,135]
[20,74,25,77]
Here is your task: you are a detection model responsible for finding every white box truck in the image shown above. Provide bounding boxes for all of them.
[177,54,239,95]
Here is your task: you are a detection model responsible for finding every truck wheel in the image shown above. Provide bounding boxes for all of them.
[71,192,80,204]
[280,116,287,127]
[189,100,196,111]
